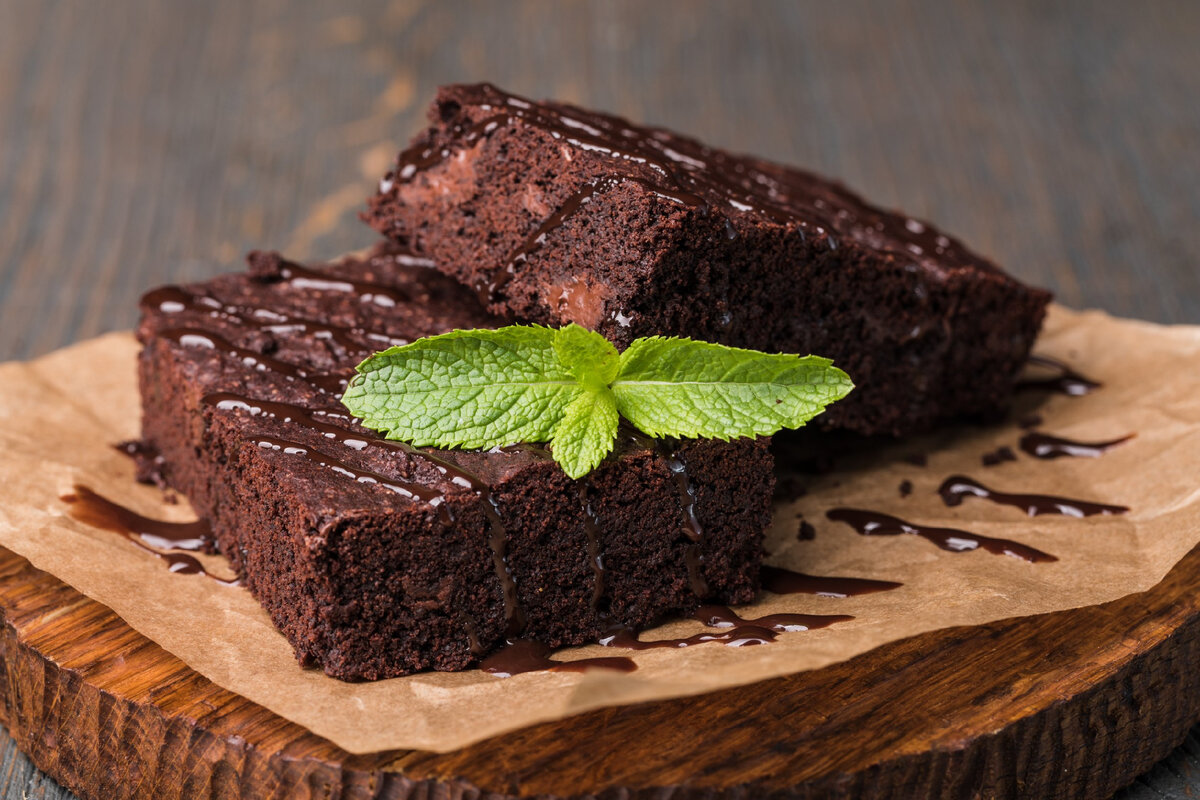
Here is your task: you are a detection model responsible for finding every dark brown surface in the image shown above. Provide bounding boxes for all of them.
[2,1,1199,797]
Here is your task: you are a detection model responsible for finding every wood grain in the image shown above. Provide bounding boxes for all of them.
[2,1,1199,797]
[2,529,1200,800]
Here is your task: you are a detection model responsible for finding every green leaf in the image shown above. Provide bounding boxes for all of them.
[550,387,619,478]
[611,336,853,439]
[553,324,619,389]
[342,322,854,480]
[342,326,582,449]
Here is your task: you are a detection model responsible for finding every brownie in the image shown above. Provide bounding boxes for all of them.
[365,83,1052,436]
[135,245,774,680]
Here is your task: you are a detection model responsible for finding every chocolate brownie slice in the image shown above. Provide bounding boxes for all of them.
[365,83,1052,436]
[136,245,773,680]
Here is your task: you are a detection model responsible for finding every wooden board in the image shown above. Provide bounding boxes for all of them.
[0,543,1197,799]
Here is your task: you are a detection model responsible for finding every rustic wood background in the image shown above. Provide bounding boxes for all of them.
[0,0,1197,797]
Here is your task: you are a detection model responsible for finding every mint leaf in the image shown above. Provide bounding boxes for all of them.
[553,324,619,389]
[611,336,853,439]
[343,324,853,479]
[342,326,581,449]
[550,387,619,478]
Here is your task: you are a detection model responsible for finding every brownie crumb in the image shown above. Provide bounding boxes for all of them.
[796,519,817,541]
[114,440,167,488]
[982,446,1018,467]
[899,479,914,498]
[246,249,288,281]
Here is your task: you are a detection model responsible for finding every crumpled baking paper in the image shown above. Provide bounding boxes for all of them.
[0,305,1197,754]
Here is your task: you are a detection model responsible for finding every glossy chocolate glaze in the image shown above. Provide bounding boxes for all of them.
[694,604,853,632]
[1018,432,1134,460]
[1017,355,1101,396]
[142,284,409,355]
[482,601,854,676]
[760,566,901,598]
[61,486,237,584]
[600,624,778,650]
[826,508,1057,563]
[480,639,636,677]
[938,475,1129,518]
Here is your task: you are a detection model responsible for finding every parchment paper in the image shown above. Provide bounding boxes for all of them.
[1,305,1199,754]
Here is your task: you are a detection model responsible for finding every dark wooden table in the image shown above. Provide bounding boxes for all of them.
[1,1,1197,797]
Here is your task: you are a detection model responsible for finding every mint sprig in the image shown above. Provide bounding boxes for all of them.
[342,325,853,479]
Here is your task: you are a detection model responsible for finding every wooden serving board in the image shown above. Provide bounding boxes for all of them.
[1,541,1197,800]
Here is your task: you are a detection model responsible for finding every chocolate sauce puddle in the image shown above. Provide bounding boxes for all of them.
[484,602,853,677]
[1017,355,1101,396]
[600,624,777,650]
[826,508,1057,563]
[1018,432,1134,460]
[938,475,1129,518]
[601,603,852,651]
[480,640,636,677]
[760,565,902,597]
[60,485,237,584]
[694,604,853,632]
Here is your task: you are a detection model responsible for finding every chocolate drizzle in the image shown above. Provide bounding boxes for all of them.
[161,327,348,394]
[274,259,416,308]
[143,285,408,354]
[938,475,1129,518]
[694,604,853,633]
[251,435,448,504]
[760,566,902,598]
[1018,432,1134,460]
[579,485,607,610]
[826,508,1057,563]
[61,485,237,584]
[600,602,851,651]
[1017,355,1101,396]
[600,624,776,650]
[483,600,854,676]
[480,639,636,677]
[661,443,709,598]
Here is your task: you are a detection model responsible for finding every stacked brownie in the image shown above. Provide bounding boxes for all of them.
[365,84,1050,436]
[137,84,1050,679]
